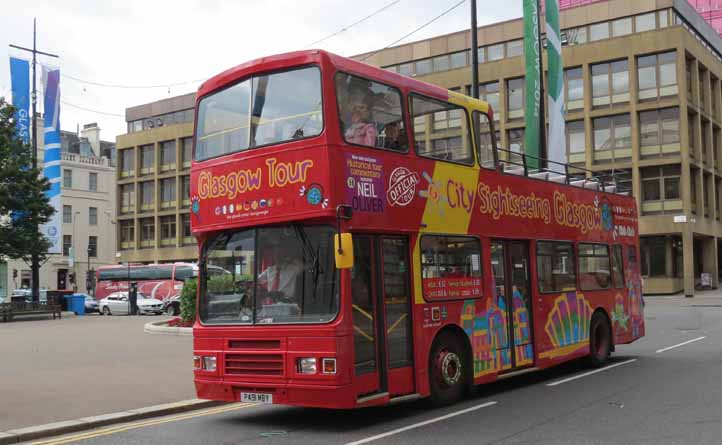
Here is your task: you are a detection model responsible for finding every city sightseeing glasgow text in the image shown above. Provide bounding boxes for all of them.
[476,182,603,234]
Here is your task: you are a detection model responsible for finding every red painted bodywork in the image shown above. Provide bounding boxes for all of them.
[94,264,187,301]
[191,50,643,409]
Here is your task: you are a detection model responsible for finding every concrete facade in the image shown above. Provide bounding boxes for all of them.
[356,0,722,296]
[115,93,196,264]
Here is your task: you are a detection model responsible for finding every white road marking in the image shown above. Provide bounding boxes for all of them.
[546,359,637,387]
[344,401,498,445]
[655,336,706,354]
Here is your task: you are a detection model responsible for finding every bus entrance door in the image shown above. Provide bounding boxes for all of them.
[492,240,535,371]
[352,235,414,402]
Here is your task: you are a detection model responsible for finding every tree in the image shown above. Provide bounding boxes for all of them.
[180,278,197,323]
[0,97,55,264]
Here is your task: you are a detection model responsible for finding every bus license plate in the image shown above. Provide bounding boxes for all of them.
[241,392,273,404]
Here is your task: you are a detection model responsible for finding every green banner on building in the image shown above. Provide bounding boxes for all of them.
[546,0,567,166]
[523,0,541,170]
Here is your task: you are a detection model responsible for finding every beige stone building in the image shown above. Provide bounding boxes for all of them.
[115,93,196,265]
[1,123,116,297]
[356,0,722,296]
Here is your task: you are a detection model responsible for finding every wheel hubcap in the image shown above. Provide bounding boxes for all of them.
[435,350,461,387]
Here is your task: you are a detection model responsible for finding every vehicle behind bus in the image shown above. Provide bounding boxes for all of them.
[95,263,197,302]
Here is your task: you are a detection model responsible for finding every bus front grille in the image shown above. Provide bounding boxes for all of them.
[225,353,284,376]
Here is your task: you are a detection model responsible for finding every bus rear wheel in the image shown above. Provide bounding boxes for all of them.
[586,312,611,368]
[429,332,467,406]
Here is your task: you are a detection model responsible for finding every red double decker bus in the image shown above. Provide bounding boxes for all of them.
[95,263,196,301]
[191,50,643,408]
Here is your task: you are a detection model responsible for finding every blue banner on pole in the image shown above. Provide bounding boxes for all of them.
[9,57,30,145]
[42,66,62,254]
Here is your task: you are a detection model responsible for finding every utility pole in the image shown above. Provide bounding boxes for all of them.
[536,0,548,162]
[470,0,479,99]
[9,19,59,302]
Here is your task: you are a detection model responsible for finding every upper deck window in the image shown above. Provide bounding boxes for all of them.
[410,95,473,165]
[195,66,323,161]
[335,72,407,152]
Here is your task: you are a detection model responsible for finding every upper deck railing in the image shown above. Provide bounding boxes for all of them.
[495,147,632,196]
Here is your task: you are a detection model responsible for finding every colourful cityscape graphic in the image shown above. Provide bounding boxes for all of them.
[540,292,593,359]
[512,289,533,367]
[461,297,512,378]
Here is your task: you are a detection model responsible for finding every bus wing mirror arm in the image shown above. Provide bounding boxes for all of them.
[335,205,354,269]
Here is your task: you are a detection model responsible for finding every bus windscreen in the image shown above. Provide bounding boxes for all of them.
[195,66,323,161]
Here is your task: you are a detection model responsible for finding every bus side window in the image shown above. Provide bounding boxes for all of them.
[472,110,496,169]
[420,235,482,301]
[334,72,407,152]
[537,241,576,293]
[409,94,474,165]
[611,245,625,288]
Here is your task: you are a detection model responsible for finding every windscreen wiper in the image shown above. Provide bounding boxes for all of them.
[293,225,320,275]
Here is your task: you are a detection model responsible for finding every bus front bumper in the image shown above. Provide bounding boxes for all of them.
[195,378,358,409]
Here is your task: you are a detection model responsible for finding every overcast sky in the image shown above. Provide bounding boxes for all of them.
[0,0,522,141]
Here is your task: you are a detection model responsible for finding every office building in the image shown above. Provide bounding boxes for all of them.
[356,0,722,296]
[115,93,196,265]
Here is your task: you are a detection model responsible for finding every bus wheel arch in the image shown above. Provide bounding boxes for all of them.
[586,309,613,368]
[427,325,472,406]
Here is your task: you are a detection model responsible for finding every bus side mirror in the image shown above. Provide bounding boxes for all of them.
[334,233,354,269]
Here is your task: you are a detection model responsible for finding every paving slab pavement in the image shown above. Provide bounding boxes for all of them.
[0,314,195,432]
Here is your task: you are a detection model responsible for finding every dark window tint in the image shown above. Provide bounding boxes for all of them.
[420,236,483,301]
[612,245,624,288]
[578,243,611,290]
[537,241,576,293]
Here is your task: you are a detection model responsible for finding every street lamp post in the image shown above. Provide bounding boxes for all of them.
[72,210,80,291]
[86,245,91,295]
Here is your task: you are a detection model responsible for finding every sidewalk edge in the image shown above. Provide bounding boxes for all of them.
[144,319,193,336]
[0,399,224,444]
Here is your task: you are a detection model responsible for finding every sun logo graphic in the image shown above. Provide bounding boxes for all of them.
[418,171,447,215]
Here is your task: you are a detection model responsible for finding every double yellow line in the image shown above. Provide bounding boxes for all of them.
[29,403,257,445]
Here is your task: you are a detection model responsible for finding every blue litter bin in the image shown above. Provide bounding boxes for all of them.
[65,294,86,315]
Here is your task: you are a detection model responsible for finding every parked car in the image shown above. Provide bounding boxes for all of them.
[83,294,99,313]
[98,292,164,316]
[163,294,181,316]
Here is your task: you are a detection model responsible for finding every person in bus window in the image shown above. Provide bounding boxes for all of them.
[344,102,377,146]
[257,243,302,304]
[382,121,404,150]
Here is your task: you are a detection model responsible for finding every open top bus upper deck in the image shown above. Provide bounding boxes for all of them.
[190,49,637,246]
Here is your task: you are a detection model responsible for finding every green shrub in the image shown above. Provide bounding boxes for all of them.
[180,278,197,323]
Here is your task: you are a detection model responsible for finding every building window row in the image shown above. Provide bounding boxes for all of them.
[383,9,674,76]
[118,214,193,250]
[557,108,682,166]
[62,205,101,225]
[119,137,192,178]
[61,234,99,258]
[127,109,194,133]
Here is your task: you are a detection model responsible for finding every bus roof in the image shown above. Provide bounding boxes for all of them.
[196,49,473,109]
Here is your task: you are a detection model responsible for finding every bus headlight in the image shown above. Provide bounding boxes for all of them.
[297,357,317,374]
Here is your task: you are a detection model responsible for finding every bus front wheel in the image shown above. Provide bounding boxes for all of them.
[429,331,467,406]
[586,311,611,368]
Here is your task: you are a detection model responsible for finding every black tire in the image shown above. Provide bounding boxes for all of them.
[102,306,111,316]
[586,312,612,368]
[428,331,468,406]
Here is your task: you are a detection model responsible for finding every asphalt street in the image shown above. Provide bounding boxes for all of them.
[25,295,722,445]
